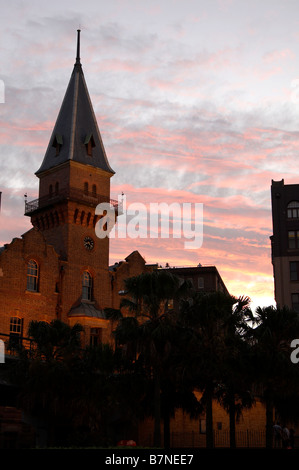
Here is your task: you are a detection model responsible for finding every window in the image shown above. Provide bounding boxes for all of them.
[287,201,299,219]
[292,294,299,312]
[84,182,89,194]
[288,230,299,250]
[74,208,79,223]
[288,231,299,249]
[198,277,204,289]
[9,317,22,348]
[290,262,299,281]
[52,134,63,156]
[49,184,53,197]
[82,271,92,301]
[84,134,95,157]
[92,184,97,196]
[90,328,102,346]
[55,182,59,195]
[27,260,39,292]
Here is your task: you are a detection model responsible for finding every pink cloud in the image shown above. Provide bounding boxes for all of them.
[263,48,295,64]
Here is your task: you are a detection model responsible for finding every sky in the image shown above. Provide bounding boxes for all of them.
[1,0,299,312]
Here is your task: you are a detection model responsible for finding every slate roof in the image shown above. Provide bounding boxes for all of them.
[36,30,114,176]
[68,302,106,319]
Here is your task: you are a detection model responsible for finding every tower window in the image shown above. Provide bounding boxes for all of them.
[84,182,89,194]
[82,271,92,301]
[287,201,299,218]
[49,184,53,197]
[55,182,59,195]
[92,184,97,196]
[27,260,39,292]
[84,134,95,157]
[52,134,63,156]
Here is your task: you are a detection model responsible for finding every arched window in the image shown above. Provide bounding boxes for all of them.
[92,184,97,196]
[49,184,53,197]
[82,271,92,301]
[84,182,89,194]
[27,260,39,292]
[287,201,299,218]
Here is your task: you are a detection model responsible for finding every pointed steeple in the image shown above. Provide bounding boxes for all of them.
[76,28,81,65]
[36,30,114,175]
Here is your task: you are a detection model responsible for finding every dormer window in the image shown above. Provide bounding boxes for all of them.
[52,134,63,156]
[84,133,95,157]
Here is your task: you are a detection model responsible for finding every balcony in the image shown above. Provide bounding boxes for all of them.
[24,186,119,216]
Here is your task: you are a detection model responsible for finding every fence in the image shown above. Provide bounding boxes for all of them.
[143,430,267,448]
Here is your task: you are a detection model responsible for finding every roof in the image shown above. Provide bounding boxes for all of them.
[68,302,106,319]
[36,30,114,176]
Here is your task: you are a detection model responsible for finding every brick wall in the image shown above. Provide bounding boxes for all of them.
[137,394,267,448]
[0,228,60,339]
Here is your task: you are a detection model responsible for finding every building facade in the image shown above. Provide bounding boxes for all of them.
[0,31,271,448]
[0,31,116,348]
[0,31,230,351]
[271,179,299,311]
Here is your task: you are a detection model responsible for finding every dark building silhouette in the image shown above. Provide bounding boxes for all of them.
[271,179,299,311]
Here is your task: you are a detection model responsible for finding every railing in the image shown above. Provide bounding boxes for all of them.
[24,186,119,215]
[143,430,268,448]
[0,333,34,358]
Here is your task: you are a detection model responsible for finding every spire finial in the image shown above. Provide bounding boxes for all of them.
[76,29,81,64]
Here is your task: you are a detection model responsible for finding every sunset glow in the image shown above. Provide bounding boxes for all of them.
[1,0,299,312]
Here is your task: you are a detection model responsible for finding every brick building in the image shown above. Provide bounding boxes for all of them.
[0,32,268,448]
[0,30,117,348]
[0,31,230,351]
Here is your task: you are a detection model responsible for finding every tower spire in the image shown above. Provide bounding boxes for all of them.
[36,27,114,176]
[76,29,81,65]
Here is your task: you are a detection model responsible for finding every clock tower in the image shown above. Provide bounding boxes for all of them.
[24,31,116,338]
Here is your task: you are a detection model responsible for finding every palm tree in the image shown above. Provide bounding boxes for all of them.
[215,295,255,448]
[9,320,83,445]
[249,305,299,448]
[215,338,255,448]
[178,291,252,448]
[27,319,83,362]
[108,269,191,447]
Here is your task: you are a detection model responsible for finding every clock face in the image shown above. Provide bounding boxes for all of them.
[83,236,94,251]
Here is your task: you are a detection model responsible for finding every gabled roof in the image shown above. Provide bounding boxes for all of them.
[36,30,114,175]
